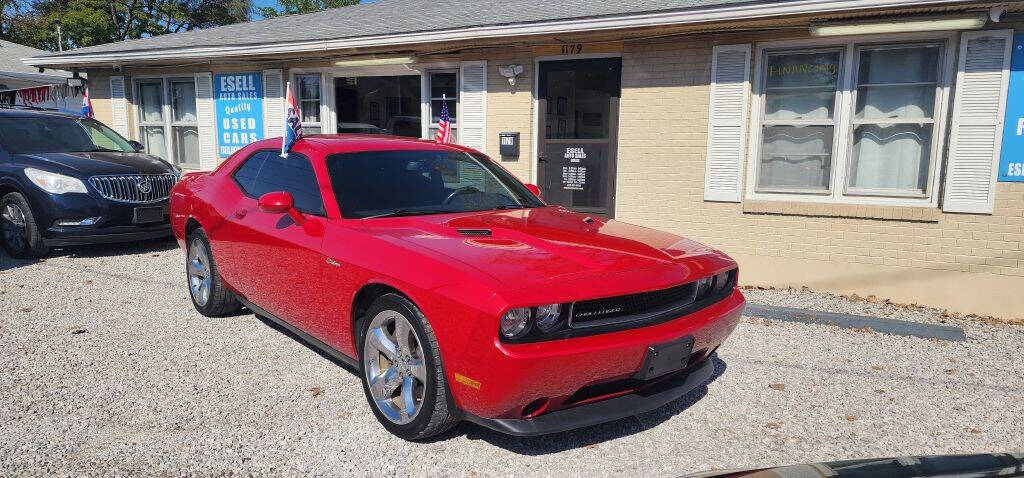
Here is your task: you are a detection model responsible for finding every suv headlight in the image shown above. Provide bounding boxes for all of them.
[24,168,88,194]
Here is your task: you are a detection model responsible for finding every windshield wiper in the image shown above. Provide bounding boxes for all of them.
[74,147,123,153]
[361,208,463,219]
[492,204,529,210]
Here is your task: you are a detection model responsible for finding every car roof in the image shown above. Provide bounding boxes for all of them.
[0,108,82,119]
[253,134,480,155]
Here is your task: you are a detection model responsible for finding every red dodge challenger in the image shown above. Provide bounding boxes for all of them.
[169,135,744,440]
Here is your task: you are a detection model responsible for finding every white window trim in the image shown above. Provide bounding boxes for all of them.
[425,69,459,141]
[131,74,201,168]
[293,73,326,134]
[744,31,958,208]
[290,61,460,138]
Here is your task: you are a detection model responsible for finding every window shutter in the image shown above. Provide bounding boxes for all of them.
[195,72,217,170]
[704,44,751,202]
[263,69,284,139]
[943,30,1013,214]
[459,61,487,153]
[109,76,129,137]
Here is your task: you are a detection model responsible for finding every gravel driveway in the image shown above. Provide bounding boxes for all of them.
[2,240,1022,476]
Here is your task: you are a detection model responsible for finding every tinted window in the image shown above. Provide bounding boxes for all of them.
[0,117,134,154]
[326,150,543,219]
[232,151,325,215]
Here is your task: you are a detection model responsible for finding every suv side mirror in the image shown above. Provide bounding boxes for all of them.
[258,191,305,225]
[127,140,145,152]
[525,183,542,198]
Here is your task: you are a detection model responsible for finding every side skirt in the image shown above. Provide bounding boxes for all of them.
[236,295,360,370]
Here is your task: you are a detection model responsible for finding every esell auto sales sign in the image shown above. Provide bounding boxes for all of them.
[1000,34,1024,182]
[215,73,265,159]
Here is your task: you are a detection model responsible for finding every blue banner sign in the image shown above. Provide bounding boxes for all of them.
[215,72,264,159]
[999,34,1024,182]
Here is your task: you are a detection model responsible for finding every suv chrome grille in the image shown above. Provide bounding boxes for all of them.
[88,174,177,203]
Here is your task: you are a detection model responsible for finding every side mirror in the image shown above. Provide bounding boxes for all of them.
[127,140,145,153]
[258,191,305,225]
[525,183,542,198]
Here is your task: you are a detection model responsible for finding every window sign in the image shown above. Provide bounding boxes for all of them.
[215,72,264,159]
[999,34,1024,182]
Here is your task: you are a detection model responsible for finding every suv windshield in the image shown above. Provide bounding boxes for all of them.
[327,150,545,219]
[0,116,135,154]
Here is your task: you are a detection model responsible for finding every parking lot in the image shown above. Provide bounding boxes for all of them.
[2,240,1022,477]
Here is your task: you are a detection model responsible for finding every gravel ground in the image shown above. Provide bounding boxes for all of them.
[1,240,1022,477]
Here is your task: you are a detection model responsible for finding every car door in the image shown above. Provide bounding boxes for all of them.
[223,150,327,334]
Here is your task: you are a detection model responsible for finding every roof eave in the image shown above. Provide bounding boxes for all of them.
[23,0,980,68]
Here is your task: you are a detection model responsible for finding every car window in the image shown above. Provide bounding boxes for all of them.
[232,151,325,215]
[326,149,543,219]
[0,117,134,154]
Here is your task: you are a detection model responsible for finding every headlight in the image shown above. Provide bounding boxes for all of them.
[694,276,714,298]
[24,168,88,194]
[713,270,733,293]
[500,307,532,339]
[534,304,562,332]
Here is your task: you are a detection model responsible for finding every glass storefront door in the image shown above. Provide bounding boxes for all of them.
[335,75,422,137]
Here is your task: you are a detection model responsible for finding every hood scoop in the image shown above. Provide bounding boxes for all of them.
[456,228,492,237]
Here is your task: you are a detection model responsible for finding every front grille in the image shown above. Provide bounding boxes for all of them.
[570,282,697,328]
[88,174,177,203]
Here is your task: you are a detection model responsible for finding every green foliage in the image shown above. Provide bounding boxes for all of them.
[1,0,252,51]
[256,0,358,19]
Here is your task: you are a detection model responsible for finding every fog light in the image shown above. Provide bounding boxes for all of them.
[55,217,100,226]
[500,307,532,339]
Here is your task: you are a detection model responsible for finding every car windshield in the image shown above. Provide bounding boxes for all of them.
[326,149,545,219]
[0,116,135,154]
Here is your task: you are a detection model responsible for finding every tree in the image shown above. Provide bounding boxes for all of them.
[1,0,252,51]
[256,0,357,19]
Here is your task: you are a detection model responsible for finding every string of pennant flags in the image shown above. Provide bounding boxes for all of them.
[0,83,88,106]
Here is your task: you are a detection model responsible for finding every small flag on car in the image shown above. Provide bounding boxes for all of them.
[80,89,94,118]
[435,94,451,144]
[281,82,303,158]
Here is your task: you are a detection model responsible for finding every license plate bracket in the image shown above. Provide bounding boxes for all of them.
[133,206,166,224]
[633,335,695,380]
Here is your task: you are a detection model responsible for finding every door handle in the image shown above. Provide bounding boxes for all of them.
[538,154,548,163]
[234,208,247,219]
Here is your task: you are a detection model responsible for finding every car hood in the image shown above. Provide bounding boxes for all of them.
[373,207,727,290]
[13,151,175,176]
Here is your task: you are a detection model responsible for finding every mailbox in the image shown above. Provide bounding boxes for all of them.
[499,132,520,159]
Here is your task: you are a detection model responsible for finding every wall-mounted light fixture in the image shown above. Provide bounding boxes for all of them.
[810,13,988,37]
[498,64,524,87]
[333,55,415,67]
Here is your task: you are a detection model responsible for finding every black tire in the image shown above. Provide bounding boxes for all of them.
[185,228,240,317]
[0,192,49,259]
[358,293,458,440]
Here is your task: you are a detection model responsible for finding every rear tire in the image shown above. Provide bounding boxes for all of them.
[0,192,49,259]
[358,293,458,440]
[185,228,240,317]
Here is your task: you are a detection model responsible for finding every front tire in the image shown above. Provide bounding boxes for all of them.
[0,192,49,259]
[186,228,240,317]
[359,293,457,440]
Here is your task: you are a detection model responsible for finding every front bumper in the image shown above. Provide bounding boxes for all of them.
[451,284,745,424]
[28,190,172,247]
[464,357,715,436]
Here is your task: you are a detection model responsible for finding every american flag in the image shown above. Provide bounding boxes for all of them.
[436,94,451,144]
[281,81,303,158]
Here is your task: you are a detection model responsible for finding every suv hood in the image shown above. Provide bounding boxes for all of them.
[375,207,726,290]
[14,151,175,176]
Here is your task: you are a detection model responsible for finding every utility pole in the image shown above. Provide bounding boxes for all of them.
[55,19,63,51]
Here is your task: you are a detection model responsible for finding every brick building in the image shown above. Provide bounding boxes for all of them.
[26,0,1024,317]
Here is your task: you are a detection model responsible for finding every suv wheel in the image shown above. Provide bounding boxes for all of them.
[186,228,240,317]
[0,192,49,259]
[359,293,458,440]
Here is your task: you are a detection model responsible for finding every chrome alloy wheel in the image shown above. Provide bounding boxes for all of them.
[1,203,28,253]
[363,310,428,425]
[187,237,212,307]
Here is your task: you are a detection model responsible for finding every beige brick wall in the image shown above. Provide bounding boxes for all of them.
[615,34,1023,316]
